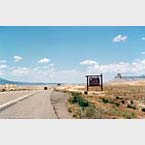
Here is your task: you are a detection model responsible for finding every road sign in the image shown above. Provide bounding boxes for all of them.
[89,77,100,86]
[85,74,103,91]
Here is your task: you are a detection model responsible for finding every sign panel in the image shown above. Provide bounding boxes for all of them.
[86,74,103,91]
[89,77,100,86]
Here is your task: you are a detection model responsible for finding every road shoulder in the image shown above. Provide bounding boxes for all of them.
[50,91,73,119]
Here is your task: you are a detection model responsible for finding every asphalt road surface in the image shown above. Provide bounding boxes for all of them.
[0,90,72,119]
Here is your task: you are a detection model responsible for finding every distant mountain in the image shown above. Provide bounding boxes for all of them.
[0,77,57,86]
[0,78,13,84]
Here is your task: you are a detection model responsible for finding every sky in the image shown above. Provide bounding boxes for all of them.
[1,26,145,83]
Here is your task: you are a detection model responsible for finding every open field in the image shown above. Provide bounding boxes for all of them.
[56,81,145,119]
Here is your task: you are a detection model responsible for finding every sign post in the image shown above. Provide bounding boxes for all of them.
[86,76,89,91]
[85,74,103,92]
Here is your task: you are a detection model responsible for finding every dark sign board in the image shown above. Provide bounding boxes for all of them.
[89,77,100,86]
[86,74,103,91]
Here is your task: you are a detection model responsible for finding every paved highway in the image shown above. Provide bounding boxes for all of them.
[0,90,72,119]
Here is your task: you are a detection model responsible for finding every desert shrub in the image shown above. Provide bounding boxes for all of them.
[116,96,123,100]
[70,95,78,104]
[102,98,109,103]
[68,108,72,113]
[116,96,120,100]
[68,92,98,118]
[78,97,89,107]
[122,112,136,119]
[70,92,89,107]
[142,108,145,112]
[115,103,120,107]
[131,100,134,104]
[127,104,136,110]
[82,105,96,118]
[74,108,82,119]
[102,98,120,107]
[2,88,6,92]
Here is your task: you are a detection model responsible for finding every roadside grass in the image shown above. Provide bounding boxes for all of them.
[68,92,98,119]
[104,85,145,103]
[69,92,89,107]
[56,84,145,119]
[101,98,120,107]
[67,90,139,119]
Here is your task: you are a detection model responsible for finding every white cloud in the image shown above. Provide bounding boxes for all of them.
[112,35,128,42]
[0,60,7,63]
[50,63,54,67]
[14,56,23,62]
[0,64,7,76]
[0,72,3,76]
[38,58,50,64]
[6,58,145,83]
[81,59,145,76]
[0,64,8,69]
[10,65,54,81]
[53,69,84,83]
[31,66,83,83]
[141,37,145,40]
[141,51,145,54]
[80,59,97,65]
[9,58,145,83]
[9,64,83,83]
[12,67,30,76]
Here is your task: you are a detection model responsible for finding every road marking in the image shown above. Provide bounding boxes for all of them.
[0,91,40,111]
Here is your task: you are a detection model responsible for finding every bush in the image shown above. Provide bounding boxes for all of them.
[127,104,136,110]
[142,108,145,112]
[122,112,136,119]
[102,98,109,103]
[78,97,89,107]
[2,88,6,92]
[115,103,120,107]
[82,105,96,118]
[131,100,134,104]
[70,92,89,107]
[71,96,78,104]
[122,100,125,104]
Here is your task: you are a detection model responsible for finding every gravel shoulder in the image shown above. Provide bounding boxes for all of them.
[50,91,73,119]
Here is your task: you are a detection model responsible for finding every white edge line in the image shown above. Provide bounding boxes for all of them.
[0,91,40,111]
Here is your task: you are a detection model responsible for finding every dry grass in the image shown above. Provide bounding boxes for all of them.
[64,83,145,119]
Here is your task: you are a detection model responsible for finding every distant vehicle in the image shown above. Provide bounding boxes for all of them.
[57,83,61,86]
[44,87,48,90]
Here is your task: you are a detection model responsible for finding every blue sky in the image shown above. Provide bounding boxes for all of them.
[0,26,145,83]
